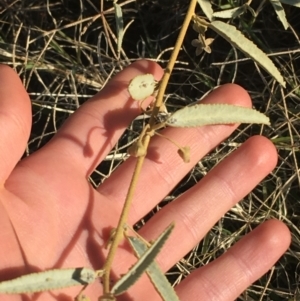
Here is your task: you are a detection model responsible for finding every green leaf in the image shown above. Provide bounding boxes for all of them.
[206,19,286,87]
[212,5,248,19]
[279,0,300,8]
[270,0,289,29]
[0,267,97,294]
[127,235,180,301]
[128,74,157,101]
[113,1,124,54]
[197,0,213,21]
[111,223,175,296]
[166,104,270,128]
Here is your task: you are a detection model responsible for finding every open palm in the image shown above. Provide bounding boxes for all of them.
[0,61,290,301]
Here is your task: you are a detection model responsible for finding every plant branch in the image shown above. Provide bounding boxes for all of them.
[149,0,198,128]
[102,132,151,293]
[102,0,197,295]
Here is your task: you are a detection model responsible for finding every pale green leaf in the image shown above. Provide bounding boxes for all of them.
[197,0,213,21]
[212,6,247,19]
[128,74,157,101]
[0,267,97,294]
[113,2,124,54]
[279,0,300,7]
[111,223,175,296]
[206,19,286,87]
[127,236,180,301]
[166,104,270,128]
[270,0,289,29]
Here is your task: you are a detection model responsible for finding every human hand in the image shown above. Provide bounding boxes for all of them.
[0,61,290,301]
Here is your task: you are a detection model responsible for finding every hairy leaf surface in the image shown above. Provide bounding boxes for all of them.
[197,0,213,21]
[0,267,97,294]
[212,6,247,19]
[111,223,174,296]
[197,18,286,87]
[128,236,180,301]
[270,0,289,29]
[166,104,270,127]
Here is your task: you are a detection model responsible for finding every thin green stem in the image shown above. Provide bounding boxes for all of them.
[102,0,197,295]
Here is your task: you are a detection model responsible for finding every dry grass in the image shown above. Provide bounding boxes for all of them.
[1,0,300,300]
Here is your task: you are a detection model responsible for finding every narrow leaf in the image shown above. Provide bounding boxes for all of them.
[113,2,124,54]
[111,223,175,296]
[270,0,289,29]
[196,18,286,87]
[127,236,180,301]
[128,74,157,101]
[279,0,300,8]
[247,6,257,17]
[197,0,213,21]
[0,267,97,294]
[166,104,270,128]
[212,6,247,19]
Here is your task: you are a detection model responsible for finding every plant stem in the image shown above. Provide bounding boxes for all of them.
[149,0,198,127]
[102,134,150,293]
[102,0,197,295]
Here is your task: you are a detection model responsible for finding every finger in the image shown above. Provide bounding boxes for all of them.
[113,138,281,301]
[139,136,278,265]
[32,60,163,177]
[0,65,31,183]
[98,84,252,217]
[176,220,291,301]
